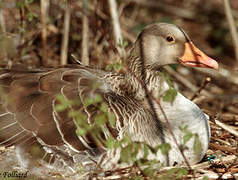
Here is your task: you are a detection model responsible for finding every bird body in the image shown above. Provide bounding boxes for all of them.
[0,23,218,168]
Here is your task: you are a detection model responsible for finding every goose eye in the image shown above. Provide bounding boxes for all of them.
[166,35,175,43]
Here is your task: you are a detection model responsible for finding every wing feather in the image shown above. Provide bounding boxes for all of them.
[0,66,119,154]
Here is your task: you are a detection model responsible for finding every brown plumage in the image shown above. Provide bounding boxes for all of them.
[0,23,218,167]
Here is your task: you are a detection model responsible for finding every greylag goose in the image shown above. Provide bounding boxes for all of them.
[0,23,218,168]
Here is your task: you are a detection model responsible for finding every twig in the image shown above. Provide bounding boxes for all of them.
[40,0,49,66]
[211,136,231,146]
[209,143,237,154]
[107,0,125,57]
[81,0,89,65]
[224,0,238,62]
[193,155,237,170]
[0,6,8,63]
[60,2,71,66]
[191,77,211,101]
[161,155,237,171]
[78,172,90,179]
[0,7,6,33]
[195,66,238,86]
[214,118,238,137]
[165,66,214,98]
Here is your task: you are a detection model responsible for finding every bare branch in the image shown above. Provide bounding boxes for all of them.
[195,66,238,86]
[165,66,214,98]
[191,77,211,101]
[224,0,238,62]
[215,118,238,137]
[81,0,89,65]
[40,0,49,66]
[0,7,6,33]
[107,0,125,57]
[60,3,71,66]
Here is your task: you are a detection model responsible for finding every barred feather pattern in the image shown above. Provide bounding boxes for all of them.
[0,63,165,156]
[0,59,210,167]
[0,23,212,169]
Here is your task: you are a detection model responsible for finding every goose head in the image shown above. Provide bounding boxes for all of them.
[131,23,218,70]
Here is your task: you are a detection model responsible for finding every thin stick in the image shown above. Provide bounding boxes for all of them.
[160,154,237,171]
[195,66,238,86]
[81,0,89,65]
[60,2,71,66]
[0,7,6,33]
[192,155,237,170]
[215,118,238,137]
[107,0,125,57]
[224,0,238,62]
[190,77,211,101]
[165,66,213,98]
[40,0,49,66]
[0,6,7,63]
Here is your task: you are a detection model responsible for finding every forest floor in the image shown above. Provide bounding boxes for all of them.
[0,0,237,179]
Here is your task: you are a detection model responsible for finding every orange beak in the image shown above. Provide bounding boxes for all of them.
[179,42,219,69]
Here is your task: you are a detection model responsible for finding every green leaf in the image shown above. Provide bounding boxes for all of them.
[158,71,173,87]
[202,176,209,180]
[167,167,179,174]
[16,2,24,8]
[183,131,193,144]
[84,98,94,107]
[117,39,128,48]
[94,94,102,103]
[55,104,67,112]
[120,145,132,163]
[56,94,72,105]
[177,168,188,178]
[77,162,85,174]
[76,128,87,136]
[105,64,113,71]
[160,143,171,155]
[95,113,106,126]
[105,137,116,149]
[108,111,116,127]
[122,40,128,48]
[100,102,108,113]
[143,144,149,159]
[83,94,102,107]
[27,12,38,21]
[113,62,121,71]
[143,166,154,177]
[193,134,202,155]
[163,88,177,102]
[148,144,160,154]
[141,159,158,178]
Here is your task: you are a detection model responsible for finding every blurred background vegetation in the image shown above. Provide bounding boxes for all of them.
[0,0,238,67]
[0,0,237,179]
[1,0,238,113]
